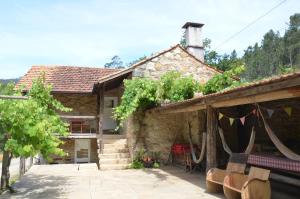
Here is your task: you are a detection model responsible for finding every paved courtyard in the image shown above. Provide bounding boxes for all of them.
[2,164,224,199]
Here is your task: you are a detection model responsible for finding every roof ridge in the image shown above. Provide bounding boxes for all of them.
[31,65,120,71]
[176,45,223,74]
[96,44,224,84]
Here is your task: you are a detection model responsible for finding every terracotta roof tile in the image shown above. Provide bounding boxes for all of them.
[17,66,121,93]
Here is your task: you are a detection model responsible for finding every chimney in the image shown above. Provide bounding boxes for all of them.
[182,22,204,62]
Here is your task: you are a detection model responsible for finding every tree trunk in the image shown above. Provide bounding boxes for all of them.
[289,51,293,68]
[19,157,26,177]
[206,105,217,172]
[1,150,12,191]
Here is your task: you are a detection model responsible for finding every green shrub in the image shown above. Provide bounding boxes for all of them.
[202,65,245,95]
[153,162,160,168]
[129,160,144,169]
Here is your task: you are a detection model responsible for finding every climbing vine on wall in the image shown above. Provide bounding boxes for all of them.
[113,71,200,126]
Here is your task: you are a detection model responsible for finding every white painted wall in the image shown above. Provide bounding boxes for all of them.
[103,97,118,130]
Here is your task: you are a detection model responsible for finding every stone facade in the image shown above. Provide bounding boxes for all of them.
[125,46,219,163]
[54,93,97,116]
[125,110,206,163]
[132,46,218,84]
[53,90,120,164]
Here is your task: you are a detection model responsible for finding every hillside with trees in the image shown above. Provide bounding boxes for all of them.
[204,13,300,81]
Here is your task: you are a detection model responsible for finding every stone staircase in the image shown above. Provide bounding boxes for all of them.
[99,135,131,170]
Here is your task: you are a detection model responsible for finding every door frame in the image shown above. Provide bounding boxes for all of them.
[74,139,91,163]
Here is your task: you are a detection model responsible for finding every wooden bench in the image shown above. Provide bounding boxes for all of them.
[223,166,271,199]
[206,153,248,193]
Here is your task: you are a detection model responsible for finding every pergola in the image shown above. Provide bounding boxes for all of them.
[151,72,300,171]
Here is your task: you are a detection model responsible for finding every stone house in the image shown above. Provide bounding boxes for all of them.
[17,22,221,169]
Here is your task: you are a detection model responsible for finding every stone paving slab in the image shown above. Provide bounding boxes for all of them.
[2,164,224,199]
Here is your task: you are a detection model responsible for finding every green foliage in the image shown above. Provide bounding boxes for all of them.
[0,83,15,95]
[129,149,161,169]
[129,160,144,169]
[204,38,244,72]
[153,162,160,168]
[113,71,200,125]
[129,149,145,169]
[202,65,245,95]
[157,71,199,102]
[0,76,71,160]
[113,78,157,123]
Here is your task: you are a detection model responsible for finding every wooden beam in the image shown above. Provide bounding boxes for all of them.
[157,86,300,114]
[0,95,28,100]
[206,105,217,172]
[60,115,97,119]
[212,87,300,108]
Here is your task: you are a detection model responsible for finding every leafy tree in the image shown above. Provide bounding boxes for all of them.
[0,77,70,191]
[204,38,243,71]
[127,55,147,66]
[104,55,124,69]
[283,13,300,69]
[180,32,187,48]
[242,13,300,80]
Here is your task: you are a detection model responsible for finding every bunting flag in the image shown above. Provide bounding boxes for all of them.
[284,107,292,117]
[219,113,224,120]
[267,109,274,118]
[240,117,246,125]
[229,118,234,126]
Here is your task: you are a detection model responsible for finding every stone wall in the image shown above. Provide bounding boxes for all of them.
[53,89,121,116]
[54,93,97,116]
[133,46,218,84]
[125,110,206,163]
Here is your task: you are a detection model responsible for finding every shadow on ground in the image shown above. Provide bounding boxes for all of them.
[142,165,225,199]
[2,174,71,199]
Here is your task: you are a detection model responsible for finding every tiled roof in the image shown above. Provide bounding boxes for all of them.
[17,66,121,93]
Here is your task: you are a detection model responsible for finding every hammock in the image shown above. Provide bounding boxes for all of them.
[187,122,206,164]
[218,126,256,155]
[258,106,300,162]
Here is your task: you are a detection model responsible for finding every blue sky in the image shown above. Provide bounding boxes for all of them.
[0,0,299,78]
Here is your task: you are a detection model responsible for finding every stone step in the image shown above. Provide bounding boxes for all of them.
[103,134,126,139]
[103,143,128,149]
[99,153,130,159]
[102,148,129,154]
[100,158,131,164]
[100,164,129,170]
[103,139,127,145]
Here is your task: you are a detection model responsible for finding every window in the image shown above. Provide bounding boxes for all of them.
[70,120,96,134]
[105,99,115,108]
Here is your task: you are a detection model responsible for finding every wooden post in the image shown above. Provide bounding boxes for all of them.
[206,105,217,172]
[97,84,104,155]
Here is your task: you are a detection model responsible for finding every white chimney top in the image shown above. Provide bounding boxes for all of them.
[182,22,205,62]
